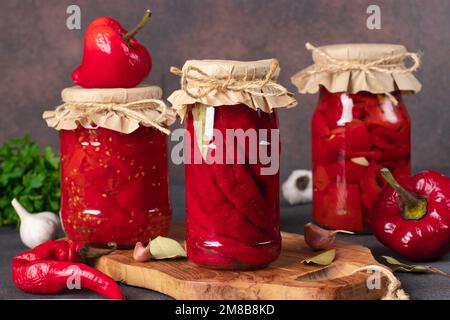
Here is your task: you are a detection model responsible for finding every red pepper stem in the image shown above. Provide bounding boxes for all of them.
[380,168,427,220]
[123,10,152,43]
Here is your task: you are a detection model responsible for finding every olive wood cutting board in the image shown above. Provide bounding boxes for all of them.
[94,225,388,300]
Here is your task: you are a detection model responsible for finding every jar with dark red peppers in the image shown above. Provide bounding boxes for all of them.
[44,86,176,246]
[292,43,421,233]
[169,59,297,269]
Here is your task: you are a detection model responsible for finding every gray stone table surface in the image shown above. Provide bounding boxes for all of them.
[1,184,449,300]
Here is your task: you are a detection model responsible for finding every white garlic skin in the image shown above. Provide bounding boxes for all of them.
[282,170,313,205]
[11,198,61,248]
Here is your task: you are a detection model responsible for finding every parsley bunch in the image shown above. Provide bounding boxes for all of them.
[0,134,60,226]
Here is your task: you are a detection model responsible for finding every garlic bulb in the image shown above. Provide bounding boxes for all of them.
[282,170,313,205]
[11,198,61,248]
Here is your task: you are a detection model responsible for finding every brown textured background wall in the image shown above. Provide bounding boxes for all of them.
[1,0,449,183]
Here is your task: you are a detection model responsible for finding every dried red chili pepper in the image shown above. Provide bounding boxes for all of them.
[12,240,125,299]
[371,169,450,261]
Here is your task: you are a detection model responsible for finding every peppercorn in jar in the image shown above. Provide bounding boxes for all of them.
[292,43,422,233]
[169,59,297,269]
[43,86,176,246]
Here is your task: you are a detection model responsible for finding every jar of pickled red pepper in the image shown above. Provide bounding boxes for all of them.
[292,43,422,233]
[43,86,176,246]
[168,59,297,269]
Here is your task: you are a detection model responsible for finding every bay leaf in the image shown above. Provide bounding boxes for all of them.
[302,249,336,266]
[382,256,450,278]
[395,266,430,273]
[382,256,412,269]
[149,236,187,260]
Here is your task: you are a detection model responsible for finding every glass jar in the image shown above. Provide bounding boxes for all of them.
[291,43,421,233]
[185,104,281,269]
[44,85,175,247]
[60,126,171,246]
[312,88,411,232]
[168,59,297,269]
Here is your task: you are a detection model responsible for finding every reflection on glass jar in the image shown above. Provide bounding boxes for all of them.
[60,126,171,246]
[312,88,411,233]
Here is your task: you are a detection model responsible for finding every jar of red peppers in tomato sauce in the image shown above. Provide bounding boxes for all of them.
[292,43,422,233]
[43,86,176,246]
[169,59,297,269]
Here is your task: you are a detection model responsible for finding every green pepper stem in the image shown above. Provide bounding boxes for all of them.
[380,168,427,220]
[123,9,152,43]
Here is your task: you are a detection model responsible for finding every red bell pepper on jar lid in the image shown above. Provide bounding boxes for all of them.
[72,10,153,88]
[372,169,450,261]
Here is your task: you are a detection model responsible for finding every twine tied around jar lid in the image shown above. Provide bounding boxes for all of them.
[167,59,297,121]
[43,86,176,134]
[170,60,289,99]
[291,43,422,105]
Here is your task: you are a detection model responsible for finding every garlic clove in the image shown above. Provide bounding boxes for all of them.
[350,157,370,167]
[11,198,62,248]
[133,242,152,262]
[282,170,313,205]
[304,223,354,251]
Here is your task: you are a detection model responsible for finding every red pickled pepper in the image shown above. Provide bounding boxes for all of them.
[185,104,281,268]
[60,126,171,246]
[72,11,153,88]
[12,240,125,300]
[312,88,411,232]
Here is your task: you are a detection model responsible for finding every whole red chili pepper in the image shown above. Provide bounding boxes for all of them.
[72,10,152,88]
[12,240,125,300]
[372,169,450,261]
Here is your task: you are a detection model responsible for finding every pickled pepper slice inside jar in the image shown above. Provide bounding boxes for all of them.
[315,183,364,232]
[313,165,330,192]
[211,106,277,236]
[185,111,274,245]
[325,120,372,155]
[371,126,403,150]
[317,90,345,130]
[60,127,171,245]
[325,160,368,184]
[188,221,280,267]
[360,161,385,212]
[312,110,331,137]
[185,105,280,267]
